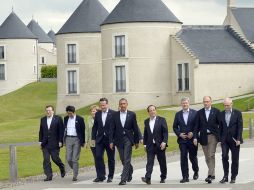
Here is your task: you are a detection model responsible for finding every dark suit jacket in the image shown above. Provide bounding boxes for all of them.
[194,107,221,146]
[220,109,243,144]
[39,115,64,149]
[110,110,140,147]
[173,109,197,144]
[92,109,115,144]
[64,115,85,146]
[143,116,168,151]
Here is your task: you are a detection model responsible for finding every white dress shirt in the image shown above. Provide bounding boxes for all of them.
[149,116,156,143]
[47,116,53,129]
[102,109,108,126]
[225,109,232,127]
[67,115,77,136]
[205,107,211,133]
[120,110,127,127]
[183,109,189,125]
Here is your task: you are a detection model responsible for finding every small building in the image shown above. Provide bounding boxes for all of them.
[0,12,38,95]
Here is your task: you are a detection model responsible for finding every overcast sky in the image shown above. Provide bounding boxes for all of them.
[0,0,253,33]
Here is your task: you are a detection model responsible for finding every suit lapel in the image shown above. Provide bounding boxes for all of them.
[186,110,192,126]
[222,111,227,126]
[228,110,234,127]
[179,110,186,126]
[48,115,55,130]
[123,111,130,128]
[105,110,111,126]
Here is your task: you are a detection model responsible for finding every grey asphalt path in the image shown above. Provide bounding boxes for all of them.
[2,140,254,190]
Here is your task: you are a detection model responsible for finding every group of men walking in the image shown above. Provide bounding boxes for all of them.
[38,96,243,185]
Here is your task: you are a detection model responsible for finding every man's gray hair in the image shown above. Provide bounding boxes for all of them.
[181,97,190,103]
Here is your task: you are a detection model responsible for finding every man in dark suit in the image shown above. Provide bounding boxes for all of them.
[39,105,65,181]
[63,105,85,181]
[173,97,199,183]
[92,98,115,183]
[141,105,168,185]
[110,98,141,185]
[194,96,221,183]
[219,98,243,184]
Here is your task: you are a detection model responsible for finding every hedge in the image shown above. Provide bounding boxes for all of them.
[41,65,57,78]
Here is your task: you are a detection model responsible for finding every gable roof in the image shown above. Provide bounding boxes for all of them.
[47,30,56,44]
[27,19,53,43]
[177,25,254,63]
[57,0,108,34]
[0,12,36,39]
[102,0,181,25]
[231,8,254,42]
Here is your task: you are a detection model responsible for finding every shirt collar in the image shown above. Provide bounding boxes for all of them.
[226,109,232,113]
[183,109,190,113]
[150,116,156,121]
[205,107,211,111]
[102,109,109,113]
[120,110,127,114]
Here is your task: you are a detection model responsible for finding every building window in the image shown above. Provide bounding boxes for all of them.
[115,35,125,57]
[33,65,37,75]
[116,66,126,92]
[68,70,77,94]
[177,63,189,91]
[0,46,5,59]
[41,57,45,64]
[0,64,5,80]
[67,44,76,64]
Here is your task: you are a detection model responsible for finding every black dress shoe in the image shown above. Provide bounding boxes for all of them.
[211,176,215,180]
[72,177,77,181]
[193,172,199,180]
[107,177,113,183]
[230,178,236,184]
[141,177,151,185]
[160,178,166,183]
[180,178,189,183]
[127,176,132,182]
[119,180,126,185]
[220,177,228,183]
[93,177,106,182]
[44,177,52,181]
[205,176,212,184]
[60,169,66,178]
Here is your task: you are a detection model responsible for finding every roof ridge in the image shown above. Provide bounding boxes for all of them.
[226,25,254,53]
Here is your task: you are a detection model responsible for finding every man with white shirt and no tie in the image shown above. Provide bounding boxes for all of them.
[39,105,65,181]
[141,105,168,185]
[64,106,85,181]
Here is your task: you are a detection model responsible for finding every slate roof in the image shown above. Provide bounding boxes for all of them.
[57,0,108,34]
[102,0,181,25]
[47,30,56,44]
[231,8,254,42]
[27,19,53,43]
[177,25,254,63]
[0,12,36,39]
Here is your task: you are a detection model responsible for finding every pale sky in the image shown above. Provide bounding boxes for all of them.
[0,0,253,33]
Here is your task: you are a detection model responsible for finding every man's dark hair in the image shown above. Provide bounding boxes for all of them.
[99,97,108,104]
[66,105,75,113]
[147,105,157,112]
[119,98,128,104]
[45,105,54,111]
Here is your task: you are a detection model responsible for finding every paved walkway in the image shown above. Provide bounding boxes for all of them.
[2,140,254,190]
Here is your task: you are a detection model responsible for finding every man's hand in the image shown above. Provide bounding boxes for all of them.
[179,133,188,139]
[193,138,198,146]
[187,132,193,139]
[135,143,139,149]
[110,143,114,150]
[160,142,166,150]
[59,142,63,147]
[236,140,241,146]
[91,140,95,147]
[139,139,143,144]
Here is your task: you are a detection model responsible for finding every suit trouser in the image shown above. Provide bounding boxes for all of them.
[179,142,199,178]
[145,144,167,180]
[202,134,218,176]
[95,137,115,179]
[42,147,65,178]
[90,146,99,176]
[221,139,240,179]
[66,137,81,178]
[117,136,133,181]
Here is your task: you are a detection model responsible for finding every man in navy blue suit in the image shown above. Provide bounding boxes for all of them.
[173,97,199,183]
[92,98,115,183]
[109,98,141,185]
[219,98,243,184]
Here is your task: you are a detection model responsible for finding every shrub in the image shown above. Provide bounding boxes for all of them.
[41,65,57,78]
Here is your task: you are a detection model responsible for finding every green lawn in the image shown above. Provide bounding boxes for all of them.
[0,82,254,180]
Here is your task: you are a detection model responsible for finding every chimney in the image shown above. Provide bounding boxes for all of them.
[227,0,235,24]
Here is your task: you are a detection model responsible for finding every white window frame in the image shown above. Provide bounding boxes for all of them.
[0,63,7,80]
[177,63,190,92]
[0,45,6,60]
[65,42,79,65]
[112,33,128,58]
[66,68,79,95]
[112,62,129,93]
